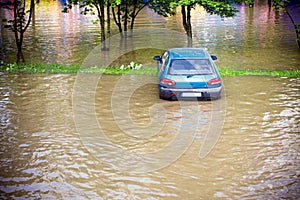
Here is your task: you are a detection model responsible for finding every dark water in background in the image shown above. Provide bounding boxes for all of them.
[0,0,299,69]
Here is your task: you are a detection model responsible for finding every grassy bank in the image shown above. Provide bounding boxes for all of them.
[0,62,299,77]
[217,67,300,78]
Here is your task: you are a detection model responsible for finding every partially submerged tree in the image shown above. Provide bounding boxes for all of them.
[169,0,238,46]
[111,0,149,36]
[2,0,35,62]
[272,0,300,48]
[64,0,175,44]
[63,0,111,50]
[111,0,175,36]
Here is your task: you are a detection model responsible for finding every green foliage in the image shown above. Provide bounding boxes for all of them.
[149,0,176,17]
[170,0,239,17]
[240,0,254,6]
[201,1,239,17]
[111,0,122,7]
[63,0,98,15]
[272,0,287,11]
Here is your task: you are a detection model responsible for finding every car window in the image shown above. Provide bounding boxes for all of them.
[168,59,214,75]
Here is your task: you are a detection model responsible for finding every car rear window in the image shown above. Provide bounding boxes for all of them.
[168,59,214,75]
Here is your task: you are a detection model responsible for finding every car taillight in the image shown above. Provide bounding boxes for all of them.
[208,78,221,85]
[160,78,176,86]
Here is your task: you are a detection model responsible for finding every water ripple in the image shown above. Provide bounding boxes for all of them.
[0,74,299,199]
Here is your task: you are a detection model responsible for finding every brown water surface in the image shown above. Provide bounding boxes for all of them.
[0,74,299,199]
[0,0,299,199]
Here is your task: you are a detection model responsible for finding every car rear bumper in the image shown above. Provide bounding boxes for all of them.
[159,86,222,99]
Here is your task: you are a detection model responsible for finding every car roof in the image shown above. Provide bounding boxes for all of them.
[167,48,211,59]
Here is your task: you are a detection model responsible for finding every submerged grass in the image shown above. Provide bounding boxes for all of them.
[0,62,299,78]
[217,67,300,78]
[0,62,81,74]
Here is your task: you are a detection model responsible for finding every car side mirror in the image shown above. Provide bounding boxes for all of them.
[153,56,162,62]
[211,55,217,60]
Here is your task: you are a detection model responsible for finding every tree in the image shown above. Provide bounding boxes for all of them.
[63,0,110,50]
[272,0,300,48]
[64,0,174,43]
[169,0,238,46]
[2,0,35,62]
[111,0,149,36]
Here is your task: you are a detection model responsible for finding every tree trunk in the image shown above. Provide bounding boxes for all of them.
[181,5,193,47]
[130,3,147,30]
[12,0,34,62]
[124,4,128,37]
[106,1,110,50]
[293,27,300,49]
[13,0,23,62]
[284,6,300,48]
[17,47,24,63]
[107,0,110,38]
[130,3,137,30]
[112,6,123,36]
[100,3,105,42]
[268,0,272,7]
[95,2,108,50]
[0,24,6,61]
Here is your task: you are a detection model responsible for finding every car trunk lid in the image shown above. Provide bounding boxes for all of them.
[166,75,213,89]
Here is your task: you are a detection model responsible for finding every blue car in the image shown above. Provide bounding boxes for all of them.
[153,48,222,100]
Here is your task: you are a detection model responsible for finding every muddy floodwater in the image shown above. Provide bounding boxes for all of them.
[1,0,300,199]
[0,73,299,199]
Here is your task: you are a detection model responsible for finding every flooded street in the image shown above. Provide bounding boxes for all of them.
[0,74,299,199]
[0,0,300,199]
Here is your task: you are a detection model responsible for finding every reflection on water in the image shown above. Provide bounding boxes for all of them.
[0,1,300,69]
[0,74,299,199]
[190,4,300,70]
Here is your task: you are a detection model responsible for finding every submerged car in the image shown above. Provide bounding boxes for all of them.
[153,48,222,100]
